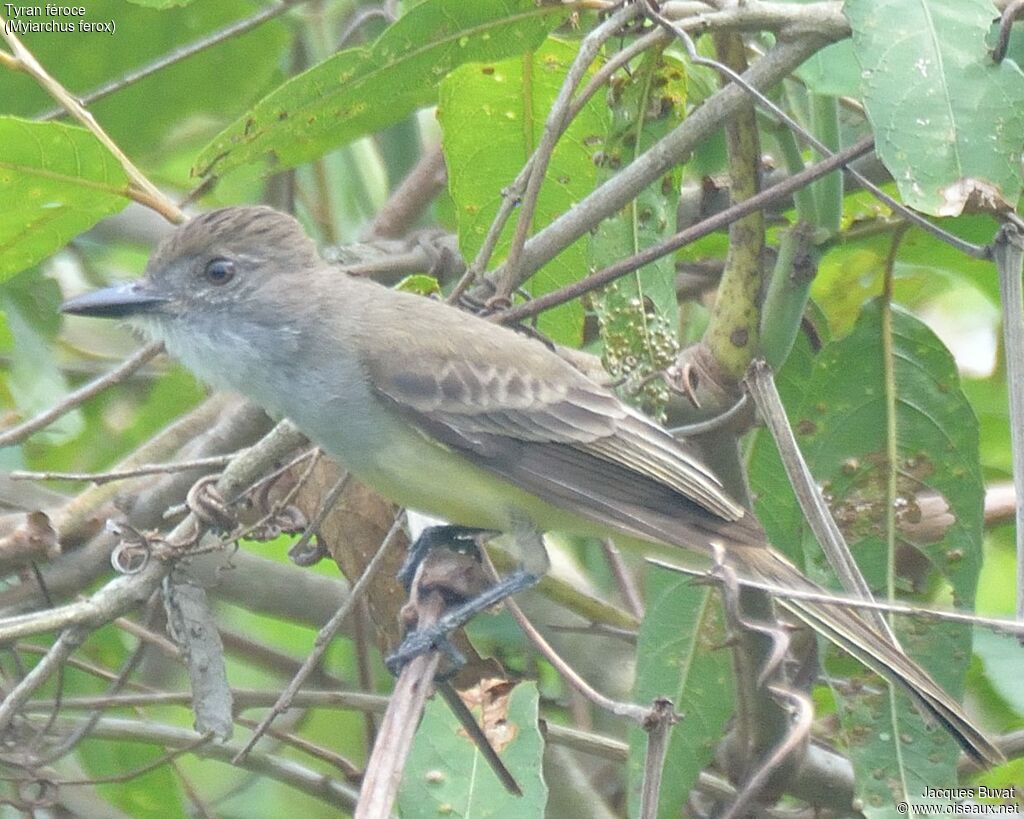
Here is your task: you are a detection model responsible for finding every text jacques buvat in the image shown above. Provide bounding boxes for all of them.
[3,5,115,34]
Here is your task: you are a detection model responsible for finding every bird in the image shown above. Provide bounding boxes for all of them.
[60,205,1001,765]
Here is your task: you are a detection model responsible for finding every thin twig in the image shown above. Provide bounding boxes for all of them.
[0,415,303,660]
[220,448,322,547]
[453,5,645,304]
[285,472,351,564]
[743,359,896,643]
[0,343,164,449]
[642,1,989,259]
[487,33,835,293]
[992,0,1024,62]
[992,225,1024,621]
[637,699,677,819]
[24,688,388,714]
[480,552,649,722]
[0,626,89,733]
[233,714,363,781]
[571,28,667,121]
[0,18,182,223]
[337,3,397,48]
[232,511,407,763]
[720,688,813,819]
[496,135,875,324]
[11,452,240,484]
[646,558,1024,636]
[228,439,314,503]
[355,596,444,819]
[364,145,447,240]
[29,600,164,766]
[601,539,645,620]
[495,3,641,296]
[50,735,212,786]
[29,714,361,810]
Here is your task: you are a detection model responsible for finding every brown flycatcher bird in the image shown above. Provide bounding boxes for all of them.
[61,206,1000,765]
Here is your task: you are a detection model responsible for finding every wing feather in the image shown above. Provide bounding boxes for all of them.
[367,331,745,528]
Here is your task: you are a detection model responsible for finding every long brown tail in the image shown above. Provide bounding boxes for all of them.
[734,545,1002,766]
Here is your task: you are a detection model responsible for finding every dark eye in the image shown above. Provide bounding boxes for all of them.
[204,258,235,285]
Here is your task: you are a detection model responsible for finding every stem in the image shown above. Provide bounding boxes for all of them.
[0,15,182,223]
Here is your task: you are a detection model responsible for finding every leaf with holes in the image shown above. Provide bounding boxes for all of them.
[748,301,985,810]
[194,0,567,179]
[847,0,1024,215]
[399,681,547,818]
[439,38,609,346]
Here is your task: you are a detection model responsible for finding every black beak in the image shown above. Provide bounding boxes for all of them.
[60,281,169,319]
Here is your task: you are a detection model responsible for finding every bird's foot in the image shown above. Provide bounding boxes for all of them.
[385,566,540,676]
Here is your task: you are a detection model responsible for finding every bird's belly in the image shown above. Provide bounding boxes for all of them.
[359,426,555,531]
[296,402,586,534]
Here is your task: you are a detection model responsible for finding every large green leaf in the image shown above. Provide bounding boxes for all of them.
[846,0,1024,216]
[811,200,999,337]
[0,118,130,280]
[399,682,547,817]
[627,567,732,819]
[439,38,608,346]
[194,0,568,180]
[749,302,985,810]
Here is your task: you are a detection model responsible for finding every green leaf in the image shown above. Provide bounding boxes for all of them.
[399,682,548,817]
[439,37,608,346]
[1,285,83,446]
[748,301,984,807]
[627,567,732,819]
[79,740,187,819]
[0,118,130,280]
[773,0,860,96]
[812,201,999,337]
[846,0,1024,216]
[972,629,1024,716]
[0,0,289,162]
[194,0,567,179]
[395,274,442,297]
[794,39,861,98]
[589,50,685,418]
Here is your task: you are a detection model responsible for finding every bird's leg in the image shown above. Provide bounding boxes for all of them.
[396,525,493,591]
[385,524,547,675]
[388,525,496,675]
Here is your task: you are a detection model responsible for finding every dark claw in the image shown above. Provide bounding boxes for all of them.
[386,568,541,674]
[385,630,466,677]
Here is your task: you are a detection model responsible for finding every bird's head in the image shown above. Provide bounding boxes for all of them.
[61,206,326,394]
[61,206,321,323]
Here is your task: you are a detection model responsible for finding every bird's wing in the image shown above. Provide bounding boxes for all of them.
[364,322,746,535]
[360,300,1002,766]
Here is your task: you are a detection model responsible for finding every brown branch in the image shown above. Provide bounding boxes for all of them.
[355,596,443,819]
[364,146,447,240]
[11,453,240,485]
[495,135,875,324]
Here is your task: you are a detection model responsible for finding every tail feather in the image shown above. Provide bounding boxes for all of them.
[737,547,1002,766]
